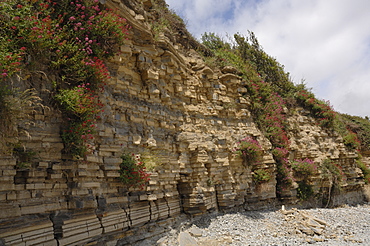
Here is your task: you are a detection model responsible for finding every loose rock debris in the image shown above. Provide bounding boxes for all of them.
[152,203,370,246]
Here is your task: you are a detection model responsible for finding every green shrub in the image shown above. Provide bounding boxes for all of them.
[291,158,317,177]
[283,158,317,201]
[321,159,345,184]
[252,169,272,184]
[271,147,289,160]
[297,181,314,201]
[342,130,360,150]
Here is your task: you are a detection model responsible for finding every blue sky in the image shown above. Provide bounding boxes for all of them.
[166,0,370,117]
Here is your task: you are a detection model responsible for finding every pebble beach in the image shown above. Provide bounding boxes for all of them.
[154,203,370,246]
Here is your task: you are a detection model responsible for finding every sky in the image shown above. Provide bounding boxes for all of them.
[166,0,370,117]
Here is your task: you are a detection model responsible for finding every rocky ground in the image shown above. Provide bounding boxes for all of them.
[150,203,370,246]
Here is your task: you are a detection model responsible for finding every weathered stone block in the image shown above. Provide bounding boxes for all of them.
[0,220,56,246]
[0,183,15,191]
[85,155,104,163]
[2,169,16,176]
[0,176,13,182]
[0,205,21,219]
[20,204,46,215]
[101,210,129,233]
[105,171,120,178]
[6,191,16,200]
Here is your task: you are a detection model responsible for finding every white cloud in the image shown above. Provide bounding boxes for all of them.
[166,0,370,117]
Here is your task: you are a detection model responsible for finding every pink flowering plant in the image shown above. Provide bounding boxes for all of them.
[119,153,151,189]
[248,80,290,149]
[0,0,129,157]
[271,147,289,160]
[235,137,263,165]
[262,92,290,148]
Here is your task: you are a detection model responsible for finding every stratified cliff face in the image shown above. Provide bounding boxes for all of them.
[0,0,368,245]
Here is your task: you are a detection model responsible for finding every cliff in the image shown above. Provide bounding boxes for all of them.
[0,0,369,245]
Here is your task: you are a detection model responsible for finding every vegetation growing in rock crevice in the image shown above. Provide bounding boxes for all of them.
[234,137,272,184]
[252,169,272,184]
[119,152,151,189]
[291,158,317,177]
[291,158,317,200]
[234,137,263,165]
[0,0,129,157]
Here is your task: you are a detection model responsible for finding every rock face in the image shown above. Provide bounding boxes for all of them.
[0,0,369,245]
